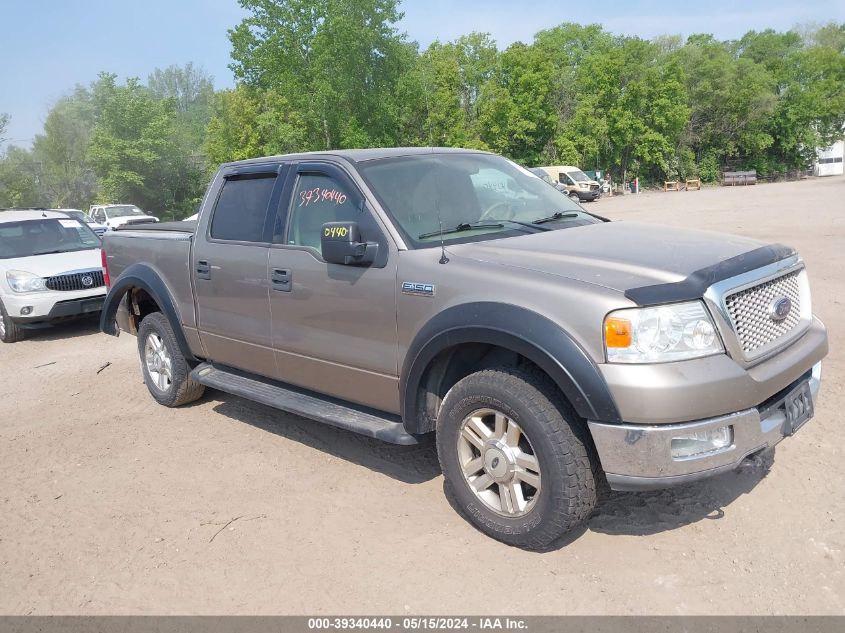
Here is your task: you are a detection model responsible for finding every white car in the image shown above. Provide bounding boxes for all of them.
[57,209,108,238]
[89,204,158,231]
[0,210,107,343]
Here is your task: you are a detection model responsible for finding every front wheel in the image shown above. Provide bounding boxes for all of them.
[137,312,204,407]
[568,192,580,202]
[436,367,601,549]
[0,299,24,343]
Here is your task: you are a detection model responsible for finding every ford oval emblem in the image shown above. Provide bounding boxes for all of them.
[81,275,94,287]
[770,297,792,322]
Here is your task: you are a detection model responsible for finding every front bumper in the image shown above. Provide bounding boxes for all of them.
[5,289,105,323]
[576,188,600,201]
[589,362,822,490]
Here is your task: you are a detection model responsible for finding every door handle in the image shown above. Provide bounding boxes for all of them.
[196,260,211,280]
[271,268,292,292]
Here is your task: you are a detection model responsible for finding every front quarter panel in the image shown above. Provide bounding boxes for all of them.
[397,249,628,428]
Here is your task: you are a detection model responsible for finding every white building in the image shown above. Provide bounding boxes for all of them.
[815,139,844,177]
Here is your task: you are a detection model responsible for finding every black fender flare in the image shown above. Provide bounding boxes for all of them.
[99,263,196,362]
[400,302,621,433]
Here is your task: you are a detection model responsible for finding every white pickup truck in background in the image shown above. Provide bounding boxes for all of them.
[90,204,159,231]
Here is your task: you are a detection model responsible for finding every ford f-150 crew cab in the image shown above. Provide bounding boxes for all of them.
[99,148,827,549]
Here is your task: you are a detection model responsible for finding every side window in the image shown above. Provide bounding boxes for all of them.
[286,173,360,250]
[559,173,575,186]
[210,173,276,242]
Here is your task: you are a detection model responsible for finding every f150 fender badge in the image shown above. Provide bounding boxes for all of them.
[402,281,435,297]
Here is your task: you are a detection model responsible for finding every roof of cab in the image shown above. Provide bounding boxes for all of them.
[0,209,75,223]
[222,146,490,168]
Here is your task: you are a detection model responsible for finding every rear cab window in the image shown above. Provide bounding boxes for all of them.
[210,173,278,242]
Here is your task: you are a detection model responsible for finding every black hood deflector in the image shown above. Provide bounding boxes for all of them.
[624,243,796,306]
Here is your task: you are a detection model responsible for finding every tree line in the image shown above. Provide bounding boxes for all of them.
[1,0,843,220]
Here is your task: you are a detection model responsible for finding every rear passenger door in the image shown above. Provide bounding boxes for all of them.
[193,164,288,378]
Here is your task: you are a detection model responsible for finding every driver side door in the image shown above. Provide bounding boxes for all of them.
[267,162,400,413]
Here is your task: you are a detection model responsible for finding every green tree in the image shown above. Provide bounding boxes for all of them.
[204,85,307,166]
[673,35,775,179]
[0,113,9,145]
[406,34,497,147]
[477,43,557,164]
[569,37,689,182]
[148,63,215,151]
[229,0,413,149]
[30,88,98,207]
[0,146,44,208]
[733,28,845,172]
[87,74,181,216]
[534,23,614,162]
[765,45,845,171]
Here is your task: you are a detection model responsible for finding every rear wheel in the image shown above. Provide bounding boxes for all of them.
[436,366,601,549]
[0,299,24,343]
[137,312,204,407]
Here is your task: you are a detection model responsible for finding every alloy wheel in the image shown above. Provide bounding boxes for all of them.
[144,332,173,392]
[457,408,542,516]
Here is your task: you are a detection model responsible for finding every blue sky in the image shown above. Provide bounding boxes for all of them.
[2,0,843,150]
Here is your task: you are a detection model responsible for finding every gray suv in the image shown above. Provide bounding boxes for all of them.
[99,148,827,549]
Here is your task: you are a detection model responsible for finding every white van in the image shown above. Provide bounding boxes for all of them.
[537,165,601,201]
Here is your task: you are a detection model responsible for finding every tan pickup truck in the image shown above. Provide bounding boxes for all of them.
[100,148,827,549]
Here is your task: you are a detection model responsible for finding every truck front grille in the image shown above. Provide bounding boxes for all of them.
[45,270,105,292]
[724,270,802,356]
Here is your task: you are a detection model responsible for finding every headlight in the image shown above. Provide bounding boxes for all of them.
[604,301,724,363]
[6,270,47,293]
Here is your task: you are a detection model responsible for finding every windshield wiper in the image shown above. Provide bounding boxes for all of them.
[418,222,503,240]
[28,249,68,256]
[29,248,92,256]
[532,212,580,225]
[417,219,549,240]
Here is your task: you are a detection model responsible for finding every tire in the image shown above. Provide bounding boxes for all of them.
[137,312,204,407]
[0,299,25,343]
[436,366,601,549]
[569,192,580,202]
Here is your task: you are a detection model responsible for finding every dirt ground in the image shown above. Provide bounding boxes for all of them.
[1,176,843,615]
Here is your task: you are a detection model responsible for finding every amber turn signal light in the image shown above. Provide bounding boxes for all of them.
[604,316,632,348]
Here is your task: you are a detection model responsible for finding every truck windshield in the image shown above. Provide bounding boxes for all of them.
[107,205,146,218]
[358,153,597,248]
[0,219,100,259]
[568,170,591,182]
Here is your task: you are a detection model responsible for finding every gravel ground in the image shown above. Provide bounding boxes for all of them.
[0,175,842,615]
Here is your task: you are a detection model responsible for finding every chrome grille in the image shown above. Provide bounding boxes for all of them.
[724,270,801,355]
[45,270,105,292]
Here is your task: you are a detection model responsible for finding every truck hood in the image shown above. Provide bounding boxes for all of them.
[1,248,102,277]
[448,221,776,296]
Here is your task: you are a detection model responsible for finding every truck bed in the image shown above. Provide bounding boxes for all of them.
[102,224,198,330]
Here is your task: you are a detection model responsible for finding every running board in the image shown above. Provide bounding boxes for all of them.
[190,363,418,445]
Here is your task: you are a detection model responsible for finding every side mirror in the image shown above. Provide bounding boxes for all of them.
[321,222,377,266]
